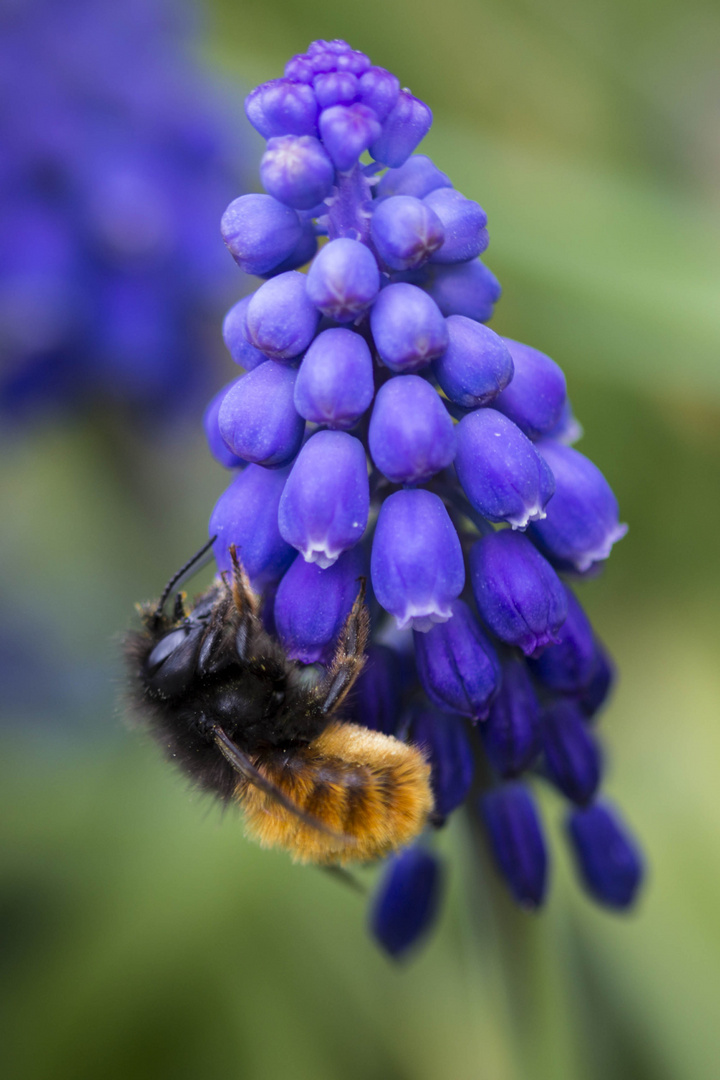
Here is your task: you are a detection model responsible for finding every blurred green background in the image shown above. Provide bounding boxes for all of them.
[2,0,720,1077]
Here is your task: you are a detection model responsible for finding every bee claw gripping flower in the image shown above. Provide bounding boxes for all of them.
[204,38,643,953]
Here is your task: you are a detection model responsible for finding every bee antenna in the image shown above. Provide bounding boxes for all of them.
[153,535,217,623]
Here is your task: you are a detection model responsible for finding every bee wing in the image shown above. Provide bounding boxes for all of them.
[212,726,358,847]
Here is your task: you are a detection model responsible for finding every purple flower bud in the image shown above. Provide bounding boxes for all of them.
[358,66,400,122]
[348,644,405,735]
[531,441,628,572]
[336,50,371,76]
[245,79,319,139]
[370,195,445,271]
[294,327,374,429]
[480,783,548,909]
[423,259,501,322]
[203,383,246,469]
[319,104,382,172]
[220,194,303,277]
[566,801,644,909]
[371,489,465,631]
[274,546,365,664]
[424,188,488,264]
[370,90,433,168]
[371,847,442,958]
[455,409,555,529]
[284,55,314,83]
[278,429,369,568]
[262,217,318,276]
[541,698,602,805]
[432,316,514,408]
[313,71,359,108]
[481,658,541,778]
[578,640,615,719]
[245,271,320,360]
[260,136,335,211]
[222,297,267,371]
[218,366,304,467]
[375,154,452,201]
[370,283,448,373]
[528,585,596,693]
[469,530,567,656]
[209,465,294,587]
[493,339,567,440]
[368,375,455,484]
[411,711,474,817]
[413,600,500,720]
[306,238,380,321]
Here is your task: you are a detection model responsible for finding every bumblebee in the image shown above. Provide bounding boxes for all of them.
[124,541,433,864]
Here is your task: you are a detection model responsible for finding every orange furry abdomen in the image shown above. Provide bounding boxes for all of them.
[236,722,434,864]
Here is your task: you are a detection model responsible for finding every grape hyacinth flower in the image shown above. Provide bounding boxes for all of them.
[0,0,249,423]
[205,39,642,957]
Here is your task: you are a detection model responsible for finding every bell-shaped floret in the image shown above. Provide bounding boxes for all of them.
[370,195,445,271]
[375,154,452,201]
[218,365,304,467]
[432,316,513,408]
[370,283,448,372]
[274,546,366,664]
[469,530,567,656]
[222,297,267,371]
[423,259,501,322]
[209,465,294,587]
[494,339,567,440]
[370,847,442,958]
[455,409,555,529]
[424,188,488,264]
[244,271,320,360]
[245,79,319,138]
[278,429,369,568]
[480,783,549,909]
[319,103,382,172]
[306,238,380,322]
[410,710,475,817]
[531,441,627,572]
[220,194,304,277]
[203,383,247,469]
[370,90,432,168]
[260,135,335,211]
[566,801,644,909]
[481,658,541,778]
[541,698,602,805]
[368,375,455,484]
[371,489,465,631]
[528,585,597,693]
[294,327,374,429]
[413,600,500,720]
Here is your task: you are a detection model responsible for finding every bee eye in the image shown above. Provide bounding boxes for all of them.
[145,626,202,697]
[146,628,189,673]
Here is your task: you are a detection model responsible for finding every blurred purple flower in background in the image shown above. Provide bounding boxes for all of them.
[203,37,643,955]
[0,0,248,422]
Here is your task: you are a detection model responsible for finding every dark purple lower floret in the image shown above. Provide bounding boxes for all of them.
[370,847,442,958]
[566,801,644,909]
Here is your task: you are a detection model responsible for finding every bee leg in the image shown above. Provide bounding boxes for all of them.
[316,580,370,714]
[228,544,262,660]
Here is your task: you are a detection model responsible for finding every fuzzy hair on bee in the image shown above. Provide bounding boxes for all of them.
[124,542,433,865]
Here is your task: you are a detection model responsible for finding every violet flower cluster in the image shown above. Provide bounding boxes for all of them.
[206,39,644,957]
[0,0,245,422]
